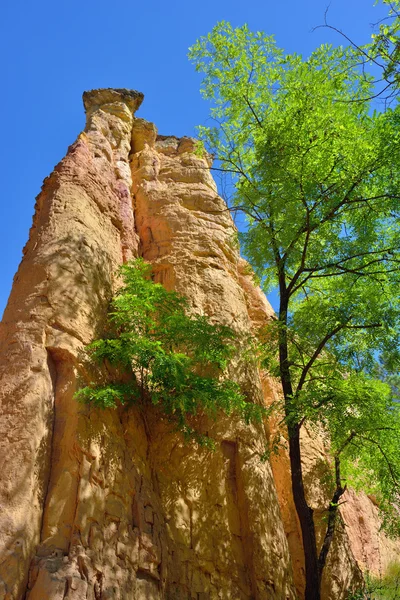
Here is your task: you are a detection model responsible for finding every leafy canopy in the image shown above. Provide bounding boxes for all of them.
[189,21,400,402]
[190,23,400,294]
[75,259,264,445]
[190,21,400,584]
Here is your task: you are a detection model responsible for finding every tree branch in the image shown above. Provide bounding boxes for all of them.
[295,322,350,394]
[317,430,359,575]
[357,434,399,488]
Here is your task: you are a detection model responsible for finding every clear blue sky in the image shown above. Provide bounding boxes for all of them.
[0,0,387,315]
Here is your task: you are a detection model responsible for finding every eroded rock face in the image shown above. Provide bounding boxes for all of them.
[0,90,295,600]
[0,88,397,600]
[0,88,142,600]
[130,130,296,599]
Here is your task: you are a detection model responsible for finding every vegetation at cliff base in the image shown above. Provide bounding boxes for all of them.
[75,258,264,445]
[349,560,400,599]
[190,20,400,600]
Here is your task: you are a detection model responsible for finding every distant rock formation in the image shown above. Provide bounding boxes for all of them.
[0,89,397,600]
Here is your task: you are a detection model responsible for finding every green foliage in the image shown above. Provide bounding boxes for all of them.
[75,259,264,445]
[190,21,400,592]
[348,561,400,599]
[370,1,400,88]
[323,375,400,536]
[193,139,206,158]
[190,19,400,504]
[190,23,400,295]
[259,430,283,463]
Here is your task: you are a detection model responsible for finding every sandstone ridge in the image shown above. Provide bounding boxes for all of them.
[0,88,397,600]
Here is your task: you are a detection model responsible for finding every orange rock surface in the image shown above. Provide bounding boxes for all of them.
[0,89,397,600]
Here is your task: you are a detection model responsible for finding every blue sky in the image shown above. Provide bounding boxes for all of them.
[0,0,387,315]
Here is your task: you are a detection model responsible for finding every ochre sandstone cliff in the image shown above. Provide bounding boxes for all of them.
[0,89,397,600]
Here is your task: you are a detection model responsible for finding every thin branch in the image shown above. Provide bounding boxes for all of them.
[295,320,382,395]
[243,95,264,128]
[296,322,349,394]
[357,434,399,488]
[314,10,386,71]
[304,248,399,272]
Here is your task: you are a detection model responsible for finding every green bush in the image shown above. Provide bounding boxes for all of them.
[348,562,400,599]
[75,259,264,445]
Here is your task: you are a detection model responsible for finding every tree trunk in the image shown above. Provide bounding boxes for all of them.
[278,291,321,600]
[288,423,321,600]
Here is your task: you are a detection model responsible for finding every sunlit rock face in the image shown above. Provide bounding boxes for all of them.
[0,89,397,600]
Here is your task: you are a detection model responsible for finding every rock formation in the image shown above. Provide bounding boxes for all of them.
[0,88,398,600]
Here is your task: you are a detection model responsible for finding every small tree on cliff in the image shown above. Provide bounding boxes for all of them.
[76,258,264,445]
[190,23,400,599]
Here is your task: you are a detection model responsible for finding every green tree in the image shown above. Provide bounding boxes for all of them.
[75,258,263,445]
[190,23,400,599]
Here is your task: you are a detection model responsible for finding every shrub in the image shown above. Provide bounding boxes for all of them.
[75,258,264,445]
